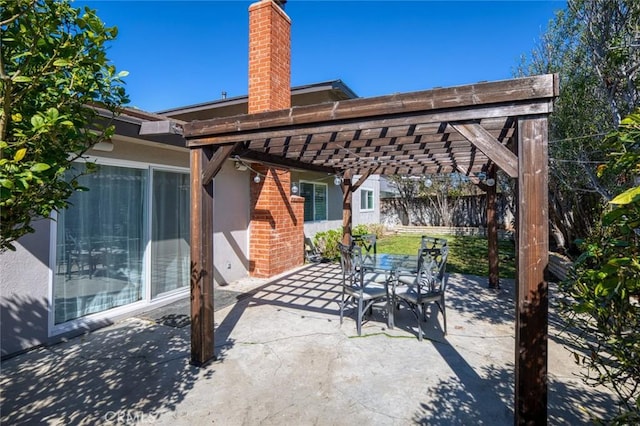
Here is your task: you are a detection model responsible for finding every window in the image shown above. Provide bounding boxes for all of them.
[300,182,327,222]
[360,189,374,211]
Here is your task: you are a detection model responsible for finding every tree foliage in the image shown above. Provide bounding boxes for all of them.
[0,0,128,251]
[517,0,640,251]
[560,111,640,423]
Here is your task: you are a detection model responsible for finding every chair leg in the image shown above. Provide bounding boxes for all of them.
[440,299,447,335]
[357,297,363,336]
[340,292,345,325]
[417,304,423,341]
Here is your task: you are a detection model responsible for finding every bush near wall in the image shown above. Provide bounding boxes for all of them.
[313,224,387,260]
[312,229,342,261]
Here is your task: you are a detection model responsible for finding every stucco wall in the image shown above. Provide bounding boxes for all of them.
[213,162,251,285]
[1,219,52,357]
[352,175,381,226]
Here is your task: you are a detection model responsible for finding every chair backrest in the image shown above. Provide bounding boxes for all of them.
[356,234,377,255]
[421,236,447,276]
[415,248,438,293]
[420,236,447,252]
[416,242,449,294]
[434,245,448,293]
[338,242,365,289]
[338,242,352,275]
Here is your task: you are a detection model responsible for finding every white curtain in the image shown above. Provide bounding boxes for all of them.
[54,164,146,324]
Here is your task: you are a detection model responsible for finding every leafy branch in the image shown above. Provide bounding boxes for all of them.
[0,0,129,250]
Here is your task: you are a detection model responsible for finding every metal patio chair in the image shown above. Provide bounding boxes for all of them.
[338,242,389,336]
[393,243,449,340]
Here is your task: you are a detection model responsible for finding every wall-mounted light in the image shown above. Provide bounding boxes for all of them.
[291,182,299,195]
[485,178,496,187]
[333,176,342,186]
[233,155,266,183]
[92,140,114,152]
[424,178,433,187]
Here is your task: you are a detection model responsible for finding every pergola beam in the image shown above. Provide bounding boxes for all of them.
[185,101,551,148]
[184,74,557,143]
[238,149,337,174]
[202,143,238,185]
[450,123,518,178]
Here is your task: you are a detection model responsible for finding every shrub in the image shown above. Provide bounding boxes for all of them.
[313,224,387,261]
[559,111,640,423]
[312,228,342,261]
[353,223,386,239]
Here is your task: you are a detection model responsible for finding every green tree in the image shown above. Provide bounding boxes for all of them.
[0,0,128,251]
[516,0,640,251]
[560,111,640,423]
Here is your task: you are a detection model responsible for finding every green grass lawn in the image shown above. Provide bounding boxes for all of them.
[376,234,516,279]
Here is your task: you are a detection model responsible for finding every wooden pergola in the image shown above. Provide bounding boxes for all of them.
[182,74,559,423]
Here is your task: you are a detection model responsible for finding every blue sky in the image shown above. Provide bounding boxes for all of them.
[76,0,566,112]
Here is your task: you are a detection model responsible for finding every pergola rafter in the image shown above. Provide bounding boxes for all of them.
[182,73,559,424]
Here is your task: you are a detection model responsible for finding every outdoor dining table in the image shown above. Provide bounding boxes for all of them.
[361,247,447,328]
[361,253,419,329]
[361,253,419,275]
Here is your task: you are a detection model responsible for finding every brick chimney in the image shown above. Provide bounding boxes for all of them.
[247,0,303,278]
[248,0,291,113]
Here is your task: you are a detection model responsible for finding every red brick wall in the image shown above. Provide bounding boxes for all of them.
[249,165,304,278]
[248,1,301,278]
[248,0,291,113]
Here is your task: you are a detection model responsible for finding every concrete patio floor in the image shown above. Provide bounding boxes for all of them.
[1,263,619,425]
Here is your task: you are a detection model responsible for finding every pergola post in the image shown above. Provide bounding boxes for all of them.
[190,146,215,366]
[340,169,375,245]
[341,170,353,246]
[486,164,499,289]
[514,116,549,424]
[190,143,237,366]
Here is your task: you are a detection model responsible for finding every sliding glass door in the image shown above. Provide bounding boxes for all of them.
[53,162,191,325]
[150,169,190,298]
